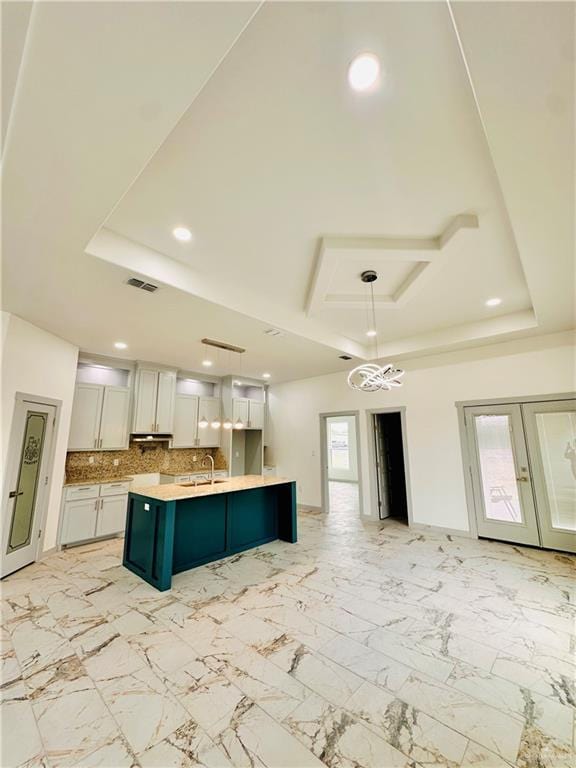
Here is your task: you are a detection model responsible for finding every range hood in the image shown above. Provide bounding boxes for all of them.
[131,434,172,443]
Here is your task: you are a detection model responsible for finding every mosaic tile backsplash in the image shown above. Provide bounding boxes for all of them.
[65,443,227,484]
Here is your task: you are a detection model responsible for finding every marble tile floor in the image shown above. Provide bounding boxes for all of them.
[1,508,575,768]
[328,481,360,514]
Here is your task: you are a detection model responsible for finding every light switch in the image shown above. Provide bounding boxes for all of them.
[144,503,150,511]
[113,459,119,467]
[88,456,94,464]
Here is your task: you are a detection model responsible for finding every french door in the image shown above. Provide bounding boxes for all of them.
[465,399,576,553]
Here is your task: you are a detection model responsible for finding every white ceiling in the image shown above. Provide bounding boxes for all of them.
[2,1,574,382]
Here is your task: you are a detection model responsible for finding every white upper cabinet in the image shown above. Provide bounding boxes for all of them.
[232,397,250,425]
[248,401,265,430]
[172,394,199,448]
[133,368,176,433]
[198,397,221,447]
[156,371,176,432]
[99,386,131,449]
[68,383,130,451]
[232,397,264,430]
[68,384,104,450]
[133,369,159,432]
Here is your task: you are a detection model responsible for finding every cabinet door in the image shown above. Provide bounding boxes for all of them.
[248,401,265,430]
[232,398,250,425]
[172,395,199,448]
[133,370,158,433]
[198,397,221,447]
[156,371,176,433]
[68,384,104,450]
[96,495,128,537]
[100,387,130,449]
[60,499,98,544]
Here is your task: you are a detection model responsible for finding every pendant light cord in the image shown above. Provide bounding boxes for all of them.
[370,281,379,359]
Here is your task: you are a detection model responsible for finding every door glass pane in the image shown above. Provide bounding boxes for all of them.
[7,411,47,552]
[474,415,522,523]
[536,411,576,531]
[329,421,350,470]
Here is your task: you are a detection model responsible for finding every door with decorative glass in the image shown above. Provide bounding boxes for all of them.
[522,400,576,553]
[465,404,540,547]
[1,399,56,577]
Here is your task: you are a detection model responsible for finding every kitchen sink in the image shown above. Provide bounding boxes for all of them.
[179,479,228,487]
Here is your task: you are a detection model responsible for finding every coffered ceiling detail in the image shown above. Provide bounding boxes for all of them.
[2,1,573,381]
[307,214,479,315]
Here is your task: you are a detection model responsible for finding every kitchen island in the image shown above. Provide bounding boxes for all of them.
[123,475,297,590]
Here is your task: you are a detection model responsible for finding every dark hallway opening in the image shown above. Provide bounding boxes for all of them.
[374,412,408,521]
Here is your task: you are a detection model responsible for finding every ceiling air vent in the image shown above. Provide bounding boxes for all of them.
[339,355,352,360]
[127,277,158,292]
[264,328,284,337]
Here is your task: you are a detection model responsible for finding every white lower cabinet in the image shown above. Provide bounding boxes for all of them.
[60,498,99,545]
[60,483,128,546]
[96,496,128,538]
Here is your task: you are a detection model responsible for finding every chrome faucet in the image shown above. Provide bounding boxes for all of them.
[201,454,215,485]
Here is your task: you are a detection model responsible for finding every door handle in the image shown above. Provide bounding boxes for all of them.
[8,490,23,498]
[516,476,529,482]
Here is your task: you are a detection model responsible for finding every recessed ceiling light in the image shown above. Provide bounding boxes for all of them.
[348,53,380,92]
[366,329,377,338]
[114,341,128,350]
[262,373,271,379]
[202,359,213,367]
[172,226,193,242]
[485,298,502,307]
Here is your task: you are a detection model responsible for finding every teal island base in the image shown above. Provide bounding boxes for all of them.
[122,478,297,591]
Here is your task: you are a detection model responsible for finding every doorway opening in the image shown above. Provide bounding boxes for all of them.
[321,412,362,516]
[371,410,409,522]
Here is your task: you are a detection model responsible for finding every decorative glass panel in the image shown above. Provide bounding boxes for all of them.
[536,411,576,531]
[329,421,350,470]
[474,415,522,523]
[7,411,47,552]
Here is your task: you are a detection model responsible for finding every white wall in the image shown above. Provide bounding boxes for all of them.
[1,313,78,551]
[269,332,575,532]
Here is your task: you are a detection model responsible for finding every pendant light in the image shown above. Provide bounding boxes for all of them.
[347,271,405,392]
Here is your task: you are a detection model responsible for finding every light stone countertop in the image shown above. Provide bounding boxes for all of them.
[63,476,133,487]
[130,474,294,502]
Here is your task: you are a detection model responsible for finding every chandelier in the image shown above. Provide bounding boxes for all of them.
[347,270,405,392]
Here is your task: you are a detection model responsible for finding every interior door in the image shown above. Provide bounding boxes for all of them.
[172,394,199,448]
[465,404,540,546]
[522,400,576,553]
[99,386,130,449]
[2,400,55,576]
[68,383,103,450]
[373,415,390,519]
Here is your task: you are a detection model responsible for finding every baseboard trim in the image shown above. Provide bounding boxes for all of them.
[39,546,57,560]
[298,503,323,513]
[409,521,474,539]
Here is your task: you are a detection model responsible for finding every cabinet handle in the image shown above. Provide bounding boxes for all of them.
[94,438,97,448]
